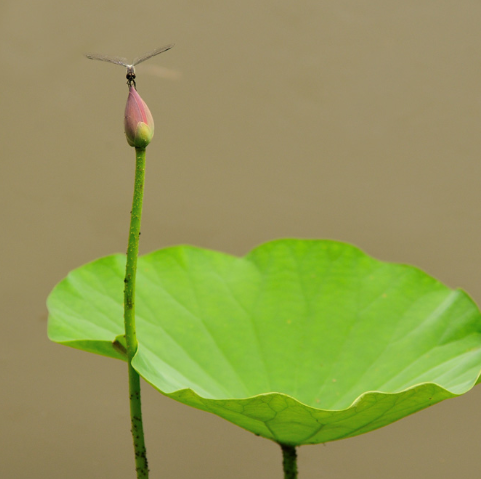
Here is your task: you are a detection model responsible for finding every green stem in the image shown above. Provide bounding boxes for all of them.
[124,147,149,478]
[280,444,298,479]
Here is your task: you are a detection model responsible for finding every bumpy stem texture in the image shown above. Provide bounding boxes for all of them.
[124,147,149,478]
[280,444,298,479]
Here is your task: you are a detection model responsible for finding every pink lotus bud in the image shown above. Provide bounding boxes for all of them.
[124,87,154,148]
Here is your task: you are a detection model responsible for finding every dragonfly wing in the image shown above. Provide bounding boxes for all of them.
[85,53,129,67]
[133,44,174,66]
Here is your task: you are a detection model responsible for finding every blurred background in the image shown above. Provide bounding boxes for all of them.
[2,0,481,477]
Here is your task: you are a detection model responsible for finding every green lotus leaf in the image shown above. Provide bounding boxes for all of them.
[47,239,481,445]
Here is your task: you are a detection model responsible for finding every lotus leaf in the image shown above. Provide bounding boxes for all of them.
[48,240,481,445]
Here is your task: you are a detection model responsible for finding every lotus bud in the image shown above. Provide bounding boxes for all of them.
[124,87,154,148]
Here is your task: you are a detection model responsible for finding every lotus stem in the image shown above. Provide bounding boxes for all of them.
[124,147,149,478]
[280,444,298,479]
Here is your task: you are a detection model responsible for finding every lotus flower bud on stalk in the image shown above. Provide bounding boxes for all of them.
[124,86,154,148]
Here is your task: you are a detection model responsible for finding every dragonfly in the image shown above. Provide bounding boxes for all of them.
[86,44,174,88]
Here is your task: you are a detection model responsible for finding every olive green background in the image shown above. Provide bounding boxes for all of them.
[2,0,481,477]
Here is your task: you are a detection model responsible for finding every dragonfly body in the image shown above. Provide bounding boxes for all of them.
[126,65,136,88]
[86,44,174,88]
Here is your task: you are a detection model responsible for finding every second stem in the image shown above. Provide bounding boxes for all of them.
[124,147,149,478]
[280,444,298,479]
